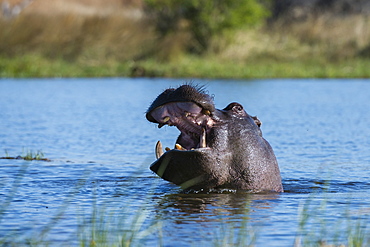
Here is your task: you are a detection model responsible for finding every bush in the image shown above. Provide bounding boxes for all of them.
[145,0,271,54]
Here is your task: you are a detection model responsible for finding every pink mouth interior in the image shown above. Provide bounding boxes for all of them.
[150,102,213,150]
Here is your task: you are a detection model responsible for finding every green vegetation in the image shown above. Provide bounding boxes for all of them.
[1,53,369,79]
[294,194,370,247]
[144,0,270,54]
[0,2,369,78]
[131,56,370,78]
[2,190,370,246]
[78,200,163,247]
[1,149,50,161]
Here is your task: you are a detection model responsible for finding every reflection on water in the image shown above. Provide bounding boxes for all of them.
[0,78,370,246]
[156,192,280,219]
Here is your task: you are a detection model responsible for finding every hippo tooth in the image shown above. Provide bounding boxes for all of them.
[155,140,164,159]
[165,147,171,151]
[175,143,186,150]
[202,109,211,115]
[158,116,171,128]
[200,128,206,148]
[163,116,170,122]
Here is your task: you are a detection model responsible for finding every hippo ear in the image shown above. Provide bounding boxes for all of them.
[223,102,247,117]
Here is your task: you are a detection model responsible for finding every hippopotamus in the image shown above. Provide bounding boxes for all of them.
[146,85,283,193]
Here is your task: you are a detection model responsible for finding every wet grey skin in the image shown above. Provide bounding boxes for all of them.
[146,85,283,193]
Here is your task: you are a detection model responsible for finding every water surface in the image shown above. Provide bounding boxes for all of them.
[0,78,369,246]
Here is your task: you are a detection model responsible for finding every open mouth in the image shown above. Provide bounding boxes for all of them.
[149,102,214,159]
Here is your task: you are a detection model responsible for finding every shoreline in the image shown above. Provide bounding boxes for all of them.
[1,54,370,79]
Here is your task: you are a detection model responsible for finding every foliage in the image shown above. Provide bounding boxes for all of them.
[1,4,370,78]
[1,149,50,161]
[21,150,46,161]
[144,0,271,54]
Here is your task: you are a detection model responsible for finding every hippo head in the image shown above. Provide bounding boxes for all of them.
[146,84,283,193]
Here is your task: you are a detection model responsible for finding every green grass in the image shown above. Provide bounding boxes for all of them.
[1,54,370,79]
[1,149,50,161]
[135,56,370,79]
[0,54,131,78]
[294,193,370,247]
[78,200,163,247]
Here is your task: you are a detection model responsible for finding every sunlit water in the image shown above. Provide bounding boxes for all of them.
[0,78,369,246]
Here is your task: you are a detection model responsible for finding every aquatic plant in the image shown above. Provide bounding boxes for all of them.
[213,210,257,247]
[294,192,370,247]
[1,149,50,161]
[1,156,369,246]
[22,149,45,161]
[78,200,163,247]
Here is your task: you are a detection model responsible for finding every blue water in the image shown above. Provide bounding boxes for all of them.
[0,78,369,246]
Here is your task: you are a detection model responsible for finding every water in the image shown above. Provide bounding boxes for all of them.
[0,78,369,246]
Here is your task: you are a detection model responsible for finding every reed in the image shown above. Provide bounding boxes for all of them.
[270,14,370,60]
[78,199,163,247]
[1,149,50,161]
[0,10,157,62]
[294,193,370,247]
[1,173,369,246]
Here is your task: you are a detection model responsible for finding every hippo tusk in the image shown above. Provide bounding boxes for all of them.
[200,128,206,148]
[155,140,164,159]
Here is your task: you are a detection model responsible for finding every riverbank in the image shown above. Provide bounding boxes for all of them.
[1,53,369,79]
[1,0,369,78]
